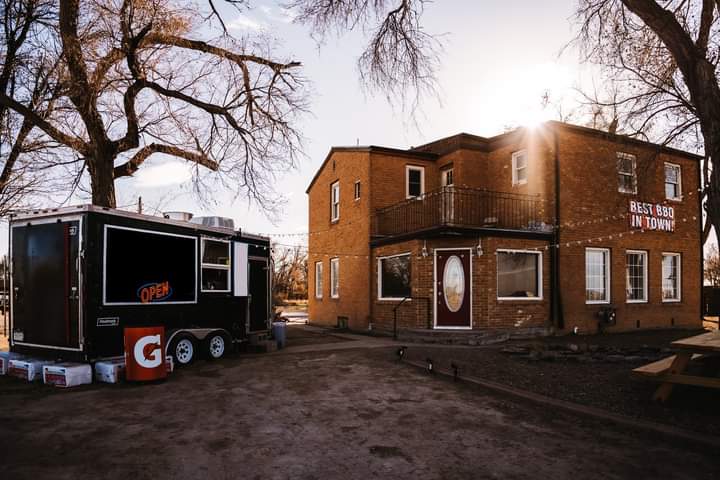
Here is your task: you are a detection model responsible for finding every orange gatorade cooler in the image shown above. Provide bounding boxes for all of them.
[123,327,167,381]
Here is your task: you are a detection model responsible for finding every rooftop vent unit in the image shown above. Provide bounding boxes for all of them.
[163,211,194,222]
[190,216,235,231]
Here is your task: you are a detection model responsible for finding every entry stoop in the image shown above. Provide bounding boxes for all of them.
[397,327,551,346]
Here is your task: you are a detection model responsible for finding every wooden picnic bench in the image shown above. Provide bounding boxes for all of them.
[632,331,720,402]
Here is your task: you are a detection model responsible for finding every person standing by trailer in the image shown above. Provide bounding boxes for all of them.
[9,205,272,366]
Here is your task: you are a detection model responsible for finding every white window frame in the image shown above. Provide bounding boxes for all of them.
[354,180,361,201]
[315,261,323,299]
[200,237,231,293]
[625,249,648,303]
[331,181,340,222]
[617,152,637,194]
[661,252,681,303]
[496,249,543,301]
[406,165,425,199]
[585,248,611,305]
[511,150,528,186]
[664,162,682,201]
[330,257,339,298]
[377,252,412,301]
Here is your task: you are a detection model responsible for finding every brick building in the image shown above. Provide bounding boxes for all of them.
[306,121,703,335]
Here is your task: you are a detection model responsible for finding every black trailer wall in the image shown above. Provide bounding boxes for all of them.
[11,209,271,360]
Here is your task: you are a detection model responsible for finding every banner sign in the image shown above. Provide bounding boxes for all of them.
[628,200,674,232]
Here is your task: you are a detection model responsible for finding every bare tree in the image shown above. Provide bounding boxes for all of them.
[705,244,720,286]
[0,0,308,213]
[573,0,720,244]
[272,243,307,303]
[289,0,441,111]
[0,0,64,215]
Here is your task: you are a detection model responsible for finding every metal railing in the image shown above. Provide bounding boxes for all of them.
[372,187,548,237]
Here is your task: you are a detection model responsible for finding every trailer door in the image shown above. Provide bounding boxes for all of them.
[11,218,82,351]
[248,257,270,332]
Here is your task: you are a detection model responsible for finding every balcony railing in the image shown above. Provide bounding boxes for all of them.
[372,187,550,238]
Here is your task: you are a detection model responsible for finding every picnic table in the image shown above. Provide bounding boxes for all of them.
[632,331,720,402]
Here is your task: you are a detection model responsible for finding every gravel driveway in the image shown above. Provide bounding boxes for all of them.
[1,345,718,479]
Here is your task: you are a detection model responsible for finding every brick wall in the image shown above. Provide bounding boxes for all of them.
[307,150,372,329]
[371,236,551,333]
[307,123,703,334]
[555,127,702,333]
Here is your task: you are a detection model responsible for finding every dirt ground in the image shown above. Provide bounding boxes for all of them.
[1,331,719,479]
[404,329,720,436]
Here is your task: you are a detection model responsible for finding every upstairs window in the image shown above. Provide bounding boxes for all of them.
[354,180,361,200]
[201,239,231,292]
[665,163,682,200]
[512,150,528,186]
[626,250,648,302]
[331,181,340,221]
[442,168,454,187]
[315,262,323,299]
[617,152,637,194]
[406,165,425,198]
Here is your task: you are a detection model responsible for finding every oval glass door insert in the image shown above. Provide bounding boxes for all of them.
[443,255,465,312]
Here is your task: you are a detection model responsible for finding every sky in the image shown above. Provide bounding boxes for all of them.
[0,1,612,251]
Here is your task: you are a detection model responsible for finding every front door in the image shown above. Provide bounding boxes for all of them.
[11,218,82,350]
[435,249,471,328]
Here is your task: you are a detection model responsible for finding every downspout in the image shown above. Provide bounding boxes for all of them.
[698,159,704,323]
[551,128,564,331]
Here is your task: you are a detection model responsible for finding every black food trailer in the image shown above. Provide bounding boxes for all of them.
[9,205,272,365]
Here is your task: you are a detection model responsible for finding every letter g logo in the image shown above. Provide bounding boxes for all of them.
[134,334,162,369]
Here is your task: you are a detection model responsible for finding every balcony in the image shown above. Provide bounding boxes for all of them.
[372,187,551,239]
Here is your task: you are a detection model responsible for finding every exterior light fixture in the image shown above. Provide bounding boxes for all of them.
[422,240,428,258]
[476,238,483,256]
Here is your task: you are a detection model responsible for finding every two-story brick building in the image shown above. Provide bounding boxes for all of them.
[306,121,703,335]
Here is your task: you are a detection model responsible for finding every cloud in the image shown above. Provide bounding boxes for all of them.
[134,161,193,188]
[227,14,267,31]
[259,5,295,23]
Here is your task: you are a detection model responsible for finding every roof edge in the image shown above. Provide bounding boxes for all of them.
[305,146,437,193]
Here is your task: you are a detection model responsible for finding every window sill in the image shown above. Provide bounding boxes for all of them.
[626,300,648,304]
[497,297,543,302]
[665,197,683,203]
[512,181,528,187]
[618,190,638,195]
[662,299,682,304]
[377,297,411,302]
[585,300,610,305]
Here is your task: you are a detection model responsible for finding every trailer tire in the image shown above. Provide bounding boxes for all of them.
[204,331,230,360]
[170,333,197,366]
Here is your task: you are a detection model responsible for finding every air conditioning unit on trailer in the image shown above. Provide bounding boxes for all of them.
[190,216,235,230]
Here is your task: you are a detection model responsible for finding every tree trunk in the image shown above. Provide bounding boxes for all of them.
[86,154,117,208]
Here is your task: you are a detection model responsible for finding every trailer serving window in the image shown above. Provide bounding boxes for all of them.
[104,226,197,305]
[201,238,231,292]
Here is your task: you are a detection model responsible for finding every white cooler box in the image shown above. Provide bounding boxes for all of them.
[94,358,126,384]
[8,358,53,382]
[43,363,92,388]
[0,351,24,375]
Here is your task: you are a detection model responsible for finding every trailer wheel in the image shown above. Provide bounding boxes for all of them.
[204,331,230,360]
[170,334,197,366]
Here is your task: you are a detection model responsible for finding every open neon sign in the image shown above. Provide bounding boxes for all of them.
[137,281,173,303]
